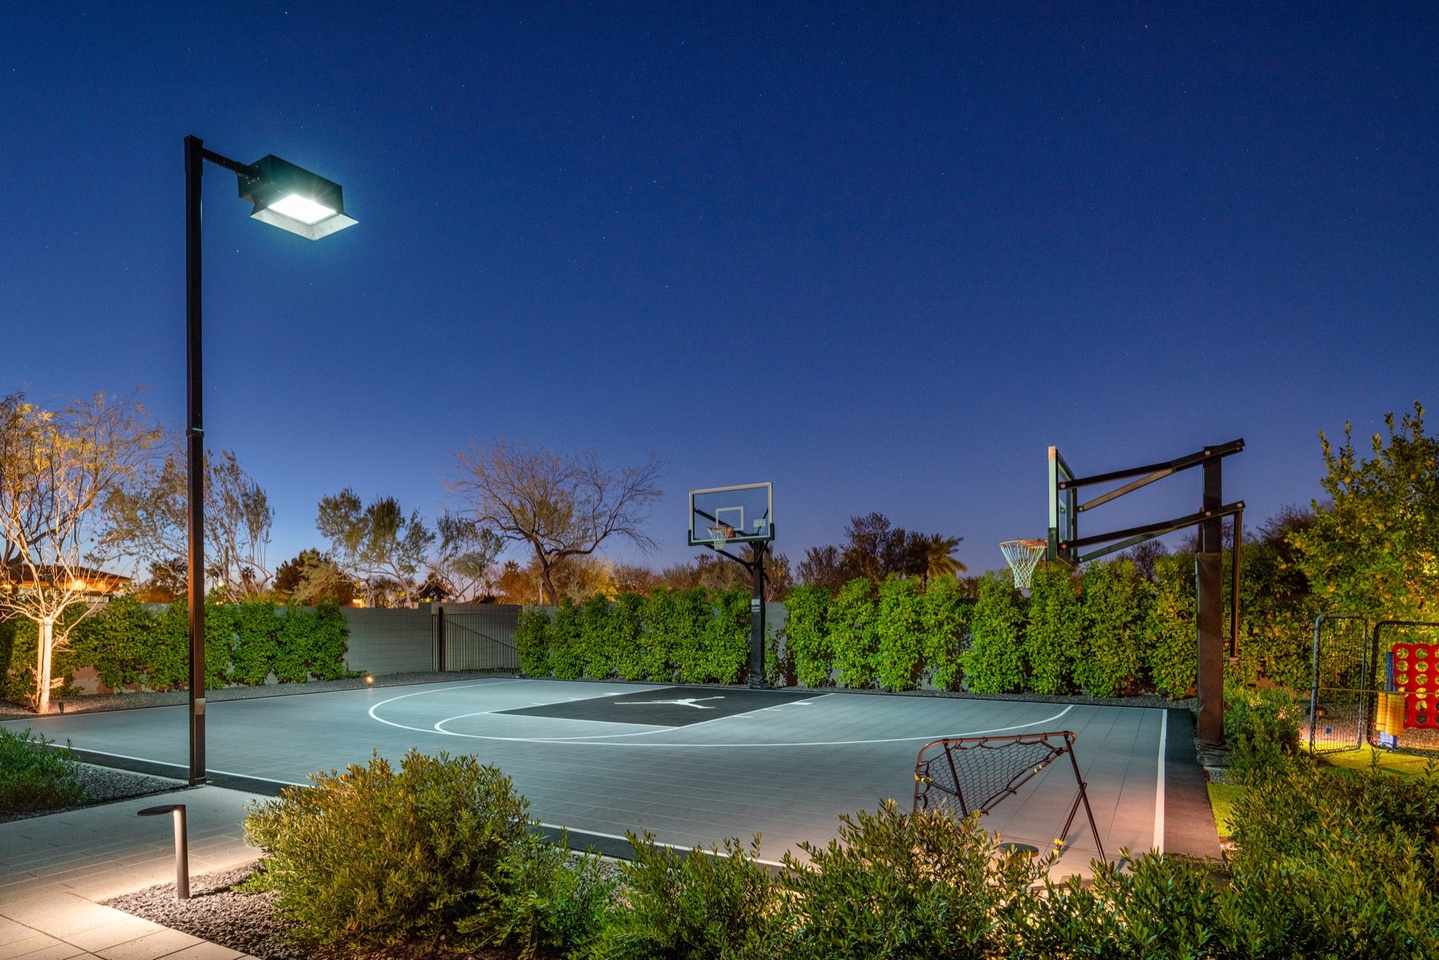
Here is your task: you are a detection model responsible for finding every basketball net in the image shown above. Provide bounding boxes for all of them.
[707,523,736,552]
[1000,539,1047,589]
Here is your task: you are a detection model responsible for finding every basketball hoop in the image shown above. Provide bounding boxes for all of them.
[1000,539,1047,589]
[707,524,736,552]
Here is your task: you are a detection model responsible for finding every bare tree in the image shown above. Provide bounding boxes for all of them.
[101,446,275,600]
[448,438,664,604]
[0,392,161,713]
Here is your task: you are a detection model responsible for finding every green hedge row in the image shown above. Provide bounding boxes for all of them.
[0,596,349,703]
[514,548,1316,700]
[517,587,752,684]
[786,551,1316,698]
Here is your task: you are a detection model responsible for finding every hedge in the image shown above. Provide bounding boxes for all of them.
[0,597,349,703]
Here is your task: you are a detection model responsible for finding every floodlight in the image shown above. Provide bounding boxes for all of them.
[236,154,358,240]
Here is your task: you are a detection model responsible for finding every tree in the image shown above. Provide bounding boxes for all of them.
[272,548,355,606]
[0,392,161,713]
[315,490,436,608]
[429,513,505,602]
[102,446,275,601]
[448,438,664,605]
[797,513,963,591]
[1292,402,1438,618]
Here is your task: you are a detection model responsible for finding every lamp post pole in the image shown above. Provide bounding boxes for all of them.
[184,135,207,785]
[183,135,356,785]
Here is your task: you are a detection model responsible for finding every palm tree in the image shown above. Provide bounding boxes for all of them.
[923,533,966,584]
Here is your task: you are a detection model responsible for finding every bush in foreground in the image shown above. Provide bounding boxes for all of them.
[0,727,86,815]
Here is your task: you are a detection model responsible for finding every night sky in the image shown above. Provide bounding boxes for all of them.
[4,3,1437,577]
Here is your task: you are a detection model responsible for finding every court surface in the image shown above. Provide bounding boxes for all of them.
[3,678,1203,875]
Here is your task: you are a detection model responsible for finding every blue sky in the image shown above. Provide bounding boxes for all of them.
[3,3,1436,577]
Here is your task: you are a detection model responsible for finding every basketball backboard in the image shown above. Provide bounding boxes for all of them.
[1048,446,1077,563]
[689,482,774,549]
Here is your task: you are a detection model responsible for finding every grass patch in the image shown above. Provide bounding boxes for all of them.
[1308,743,1439,778]
[1206,781,1244,838]
[0,727,86,815]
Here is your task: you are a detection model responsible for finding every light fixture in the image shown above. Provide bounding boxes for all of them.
[236,155,358,240]
[184,135,355,785]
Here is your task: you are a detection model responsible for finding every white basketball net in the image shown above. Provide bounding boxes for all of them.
[707,524,736,552]
[1000,539,1048,589]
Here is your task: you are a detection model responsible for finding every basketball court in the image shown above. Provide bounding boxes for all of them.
[2,677,1208,875]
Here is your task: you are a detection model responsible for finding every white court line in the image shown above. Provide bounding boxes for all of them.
[374,692,1077,747]
[1153,709,1168,853]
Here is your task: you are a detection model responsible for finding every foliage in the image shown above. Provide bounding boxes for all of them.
[316,489,437,608]
[773,801,1037,959]
[448,437,664,605]
[242,749,532,948]
[874,576,923,691]
[1223,686,1304,784]
[1147,551,1197,697]
[0,390,162,713]
[919,575,969,691]
[515,605,552,677]
[828,578,879,688]
[0,727,86,814]
[782,584,833,688]
[608,592,647,681]
[578,593,617,679]
[1221,759,1439,959]
[271,548,355,606]
[459,830,615,959]
[2,598,348,704]
[1075,557,1147,698]
[961,573,1026,694]
[1292,401,1439,619]
[588,833,775,960]
[1023,564,1081,696]
[796,513,964,592]
[548,597,586,680]
[1010,851,1226,959]
[102,447,275,601]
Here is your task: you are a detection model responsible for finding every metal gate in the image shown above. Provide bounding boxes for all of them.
[1309,615,1439,758]
[435,606,520,673]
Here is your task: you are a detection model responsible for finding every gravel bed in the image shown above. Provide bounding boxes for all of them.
[0,762,188,823]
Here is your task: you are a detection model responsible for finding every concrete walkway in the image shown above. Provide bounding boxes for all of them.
[0,786,262,960]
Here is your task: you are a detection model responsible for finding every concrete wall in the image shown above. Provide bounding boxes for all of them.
[339,604,524,676]
[340,608,437,675]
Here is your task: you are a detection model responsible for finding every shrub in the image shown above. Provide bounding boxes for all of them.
[1010,851,1225,959]
[1221,760,1439,959]
[549,598,586,680]
[459,829,615,959]
[1075,557,1147,698]
[579,595,617,680]
[0,727,87,814]
[516,605,552,676]
[875,576,924,691]
[828,579,878,688]
[920,575,969,691]
[1024,564,1081,696]
[609,592,648,681]
[1147,552,1197,697]
[589,833,775,960]
[772,800,1037,959]
[962,574,1026,694]
[704,588,751,685]
[1223,685,1302,782]
[782,584,833,688]
[242,749,532,948]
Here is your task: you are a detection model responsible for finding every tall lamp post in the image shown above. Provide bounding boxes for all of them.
[185,135,356,784]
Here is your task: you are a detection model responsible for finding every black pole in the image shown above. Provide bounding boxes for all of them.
[184,135,207,785]
[1195,456,1225,748]
[749,543,767,688]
